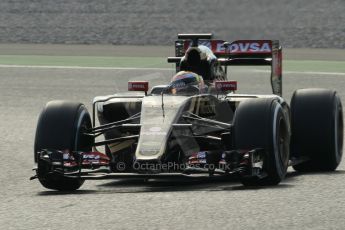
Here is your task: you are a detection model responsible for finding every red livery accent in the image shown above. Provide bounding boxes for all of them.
[215,81,237,92]
[82,151,110,166]
[128,81,149,92]
[276,49,282,76]
[62,151,110,168]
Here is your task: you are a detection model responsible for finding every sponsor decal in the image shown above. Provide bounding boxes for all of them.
[81,152,110,165]
[141,131,167,136]
[141,127,167,136]
[139,149,160,155]
[142,141,161,146]
[82,152,110,161]
[83,154,100,160]
[128,81,149,91]
[197,151,207,159]
[228,41,271,53]
[188,151,207,164]
[189,159,207,164]
[215,81,237,91]
[59,151,109,167]
[182,40,272,54]
[149,127,162,132]
[214,40,272,54]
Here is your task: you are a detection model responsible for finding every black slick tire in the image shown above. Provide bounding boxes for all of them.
[34,101,93,191]
[291,89,343,171]
[233,98,290,186]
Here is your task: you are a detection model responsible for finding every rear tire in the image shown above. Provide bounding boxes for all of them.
[233,98,290,186]
[291,89,343,171]
[34,101,93,191]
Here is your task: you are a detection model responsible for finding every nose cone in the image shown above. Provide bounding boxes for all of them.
[135,95,189,161]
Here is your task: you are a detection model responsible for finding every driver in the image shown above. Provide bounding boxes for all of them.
[169,71,207,95]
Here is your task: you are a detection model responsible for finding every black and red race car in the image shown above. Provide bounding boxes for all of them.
[31,34,343,190]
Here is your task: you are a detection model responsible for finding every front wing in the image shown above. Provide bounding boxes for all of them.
[31,149,267,181]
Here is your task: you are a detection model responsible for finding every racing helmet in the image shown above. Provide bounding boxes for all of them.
[169,71,206,95]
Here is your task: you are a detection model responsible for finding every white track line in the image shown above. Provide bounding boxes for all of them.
[0,64,345,76]
[253,69,345,76]
[286,71,345,76]
[0,64,172,71]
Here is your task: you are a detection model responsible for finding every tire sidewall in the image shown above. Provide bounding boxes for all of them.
[35,101,92,190]
[268,102,289,181]
[234,98,290,185]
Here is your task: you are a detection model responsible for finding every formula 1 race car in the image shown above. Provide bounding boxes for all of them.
[31,34,343,190]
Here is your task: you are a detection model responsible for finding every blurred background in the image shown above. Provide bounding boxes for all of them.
[0,0,344,48]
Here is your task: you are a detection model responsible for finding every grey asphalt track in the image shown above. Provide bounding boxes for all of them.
[1,49,345,230]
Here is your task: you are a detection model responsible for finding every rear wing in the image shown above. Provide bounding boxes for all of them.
[171,34,282,96]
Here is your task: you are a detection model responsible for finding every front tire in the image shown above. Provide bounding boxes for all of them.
[233,98,290,186]
[34,101,93,191]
